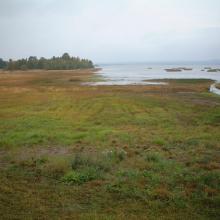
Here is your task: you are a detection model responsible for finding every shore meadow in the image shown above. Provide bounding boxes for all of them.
[0,69,220,219]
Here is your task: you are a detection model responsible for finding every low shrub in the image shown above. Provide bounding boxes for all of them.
[143,170,161,186]
[106,183,145,200]
[71,149,127,172]
[42,157,70,179]
[102,149,127,163]
[71,153,111,172]
[117,169,141,180]
[145,152,162,162]
[152,138,166,146]
[62,167,100,185]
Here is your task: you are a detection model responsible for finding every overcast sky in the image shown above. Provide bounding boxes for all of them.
[0,0,220,63]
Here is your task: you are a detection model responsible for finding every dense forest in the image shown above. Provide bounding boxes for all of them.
[0,53,94,70]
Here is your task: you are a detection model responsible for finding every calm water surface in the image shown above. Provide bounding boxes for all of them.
[93,63,220,85]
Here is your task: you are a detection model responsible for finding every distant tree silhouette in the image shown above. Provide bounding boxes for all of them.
[62,53,71,60]
[0,58,7,69]
[1,53,94,70]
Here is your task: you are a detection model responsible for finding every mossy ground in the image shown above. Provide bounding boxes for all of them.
[0,70,220,219]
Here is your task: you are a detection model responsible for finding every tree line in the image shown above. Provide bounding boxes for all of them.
[0,53,94,70]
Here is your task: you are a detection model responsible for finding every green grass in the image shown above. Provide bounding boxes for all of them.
[0,72,220,219]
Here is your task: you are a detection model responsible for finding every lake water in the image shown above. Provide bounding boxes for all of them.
[92,63,220,85]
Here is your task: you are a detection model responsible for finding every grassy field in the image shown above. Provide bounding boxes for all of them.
[0,70,220,219]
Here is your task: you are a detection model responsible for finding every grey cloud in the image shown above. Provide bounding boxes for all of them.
[0,0,220,63]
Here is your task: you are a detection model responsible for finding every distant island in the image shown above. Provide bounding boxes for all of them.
[165,67,193,72]
[0,53,94,70]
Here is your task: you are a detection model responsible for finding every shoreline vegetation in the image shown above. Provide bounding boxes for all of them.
[0,53,94,71]
[0,69,220,219]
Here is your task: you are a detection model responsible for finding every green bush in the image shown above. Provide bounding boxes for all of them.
[62,168,100,185]
[152,138,166,146]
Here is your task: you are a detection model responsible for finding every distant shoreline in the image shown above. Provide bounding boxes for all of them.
[0,67,99,73]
